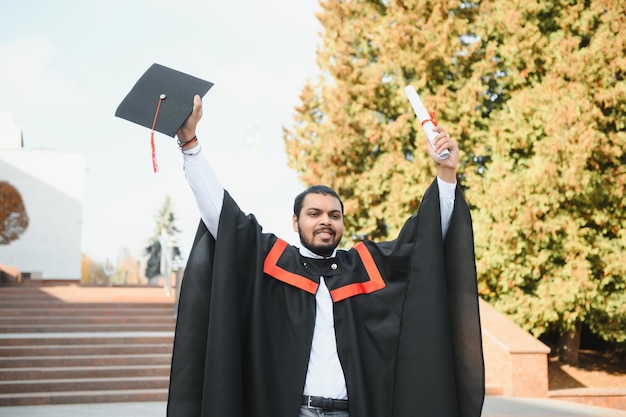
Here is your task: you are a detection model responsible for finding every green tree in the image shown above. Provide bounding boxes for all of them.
[462,0,626,364]
[145,195,181,279]
[284,0,626,363]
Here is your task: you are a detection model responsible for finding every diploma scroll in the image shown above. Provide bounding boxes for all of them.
[404,85,450,160]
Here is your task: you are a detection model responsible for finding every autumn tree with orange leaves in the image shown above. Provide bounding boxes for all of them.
[284,0,626,364]
[0,181,29,245]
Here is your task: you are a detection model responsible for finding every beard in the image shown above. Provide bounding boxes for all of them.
[298,227,341,258]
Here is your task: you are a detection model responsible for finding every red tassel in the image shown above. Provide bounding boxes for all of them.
[150,131,159,173]
[150,94,166,173]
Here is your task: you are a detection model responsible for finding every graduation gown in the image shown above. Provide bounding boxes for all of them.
[167,180,484,417]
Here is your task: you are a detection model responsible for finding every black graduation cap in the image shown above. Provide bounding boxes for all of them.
[115,63,214,138]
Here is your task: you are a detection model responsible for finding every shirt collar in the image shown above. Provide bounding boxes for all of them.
[298,246,337,259]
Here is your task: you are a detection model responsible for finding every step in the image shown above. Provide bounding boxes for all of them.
[549,388,626,411]
[0,334,174,347]
[0,285,176,406]
[0,353,172,368]
[0,307,174,317]
[0,364,171,380]
[0,343,173,357]
[0,316,177,325]
[0,300,173,308]
[0,285,173,297]
[485,384,504,396]
[0,388,169,406]
[0,375,170,394]
[0,323,175,333]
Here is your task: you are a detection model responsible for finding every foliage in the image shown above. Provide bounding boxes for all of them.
[0,181,29,244]
[81,254,108,284]
[285,0,492,240]
[284,0,626,347]
[114,248,146,285]
[145,195,181,279]
[145,241,162,279]
[151,194,182,238]
[463,0,626,346]
[81,250,146,285]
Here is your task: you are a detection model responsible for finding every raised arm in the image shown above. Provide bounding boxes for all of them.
[177,95,224,238]
[428,125,460,237]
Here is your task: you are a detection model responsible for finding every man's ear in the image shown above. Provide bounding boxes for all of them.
[292,214,299,232]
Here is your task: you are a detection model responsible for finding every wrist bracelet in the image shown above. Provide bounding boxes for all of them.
[177,135,198,149]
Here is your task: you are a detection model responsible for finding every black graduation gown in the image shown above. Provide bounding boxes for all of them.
[167,180,484,417]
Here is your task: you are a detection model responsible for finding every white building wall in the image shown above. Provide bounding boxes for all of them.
[0,112,85,280]
[0,111,22,149]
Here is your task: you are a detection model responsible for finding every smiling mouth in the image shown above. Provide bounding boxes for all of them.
[315,228,334,238]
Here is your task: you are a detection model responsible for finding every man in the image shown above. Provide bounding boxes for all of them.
[167,95,484,417]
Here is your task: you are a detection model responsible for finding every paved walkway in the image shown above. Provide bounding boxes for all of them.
[1,397,626,417]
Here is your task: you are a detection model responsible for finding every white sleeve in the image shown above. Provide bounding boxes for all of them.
[437,177,456,238]
[182,145,224,238]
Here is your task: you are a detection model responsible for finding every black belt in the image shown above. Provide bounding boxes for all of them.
[302,395,349,411]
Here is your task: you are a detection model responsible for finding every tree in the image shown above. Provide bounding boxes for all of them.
[284,0,626,363]
[116,247,145,285]
[285,0,489,240]
[81,254,108,285]
[461,0,626,364]
[145,195,181,279]
[81,250,145,285]
[0,181,29,244]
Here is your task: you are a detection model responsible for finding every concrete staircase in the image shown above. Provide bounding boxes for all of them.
[0,284,176,406]
[4,284,622,410]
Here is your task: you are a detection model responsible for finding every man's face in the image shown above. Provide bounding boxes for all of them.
[293,193,344,257]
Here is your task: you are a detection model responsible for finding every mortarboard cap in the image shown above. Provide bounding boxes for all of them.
[115,63,214,137]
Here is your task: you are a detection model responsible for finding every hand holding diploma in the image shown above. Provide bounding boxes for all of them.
[404,85,450,160]
[404,85,459,183]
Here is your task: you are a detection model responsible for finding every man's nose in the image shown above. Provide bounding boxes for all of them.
[319,213,331,224]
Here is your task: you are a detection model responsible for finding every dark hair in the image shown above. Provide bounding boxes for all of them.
[293,185,344,219]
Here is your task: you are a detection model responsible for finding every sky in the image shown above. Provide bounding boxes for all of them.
[0,0,322,262]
